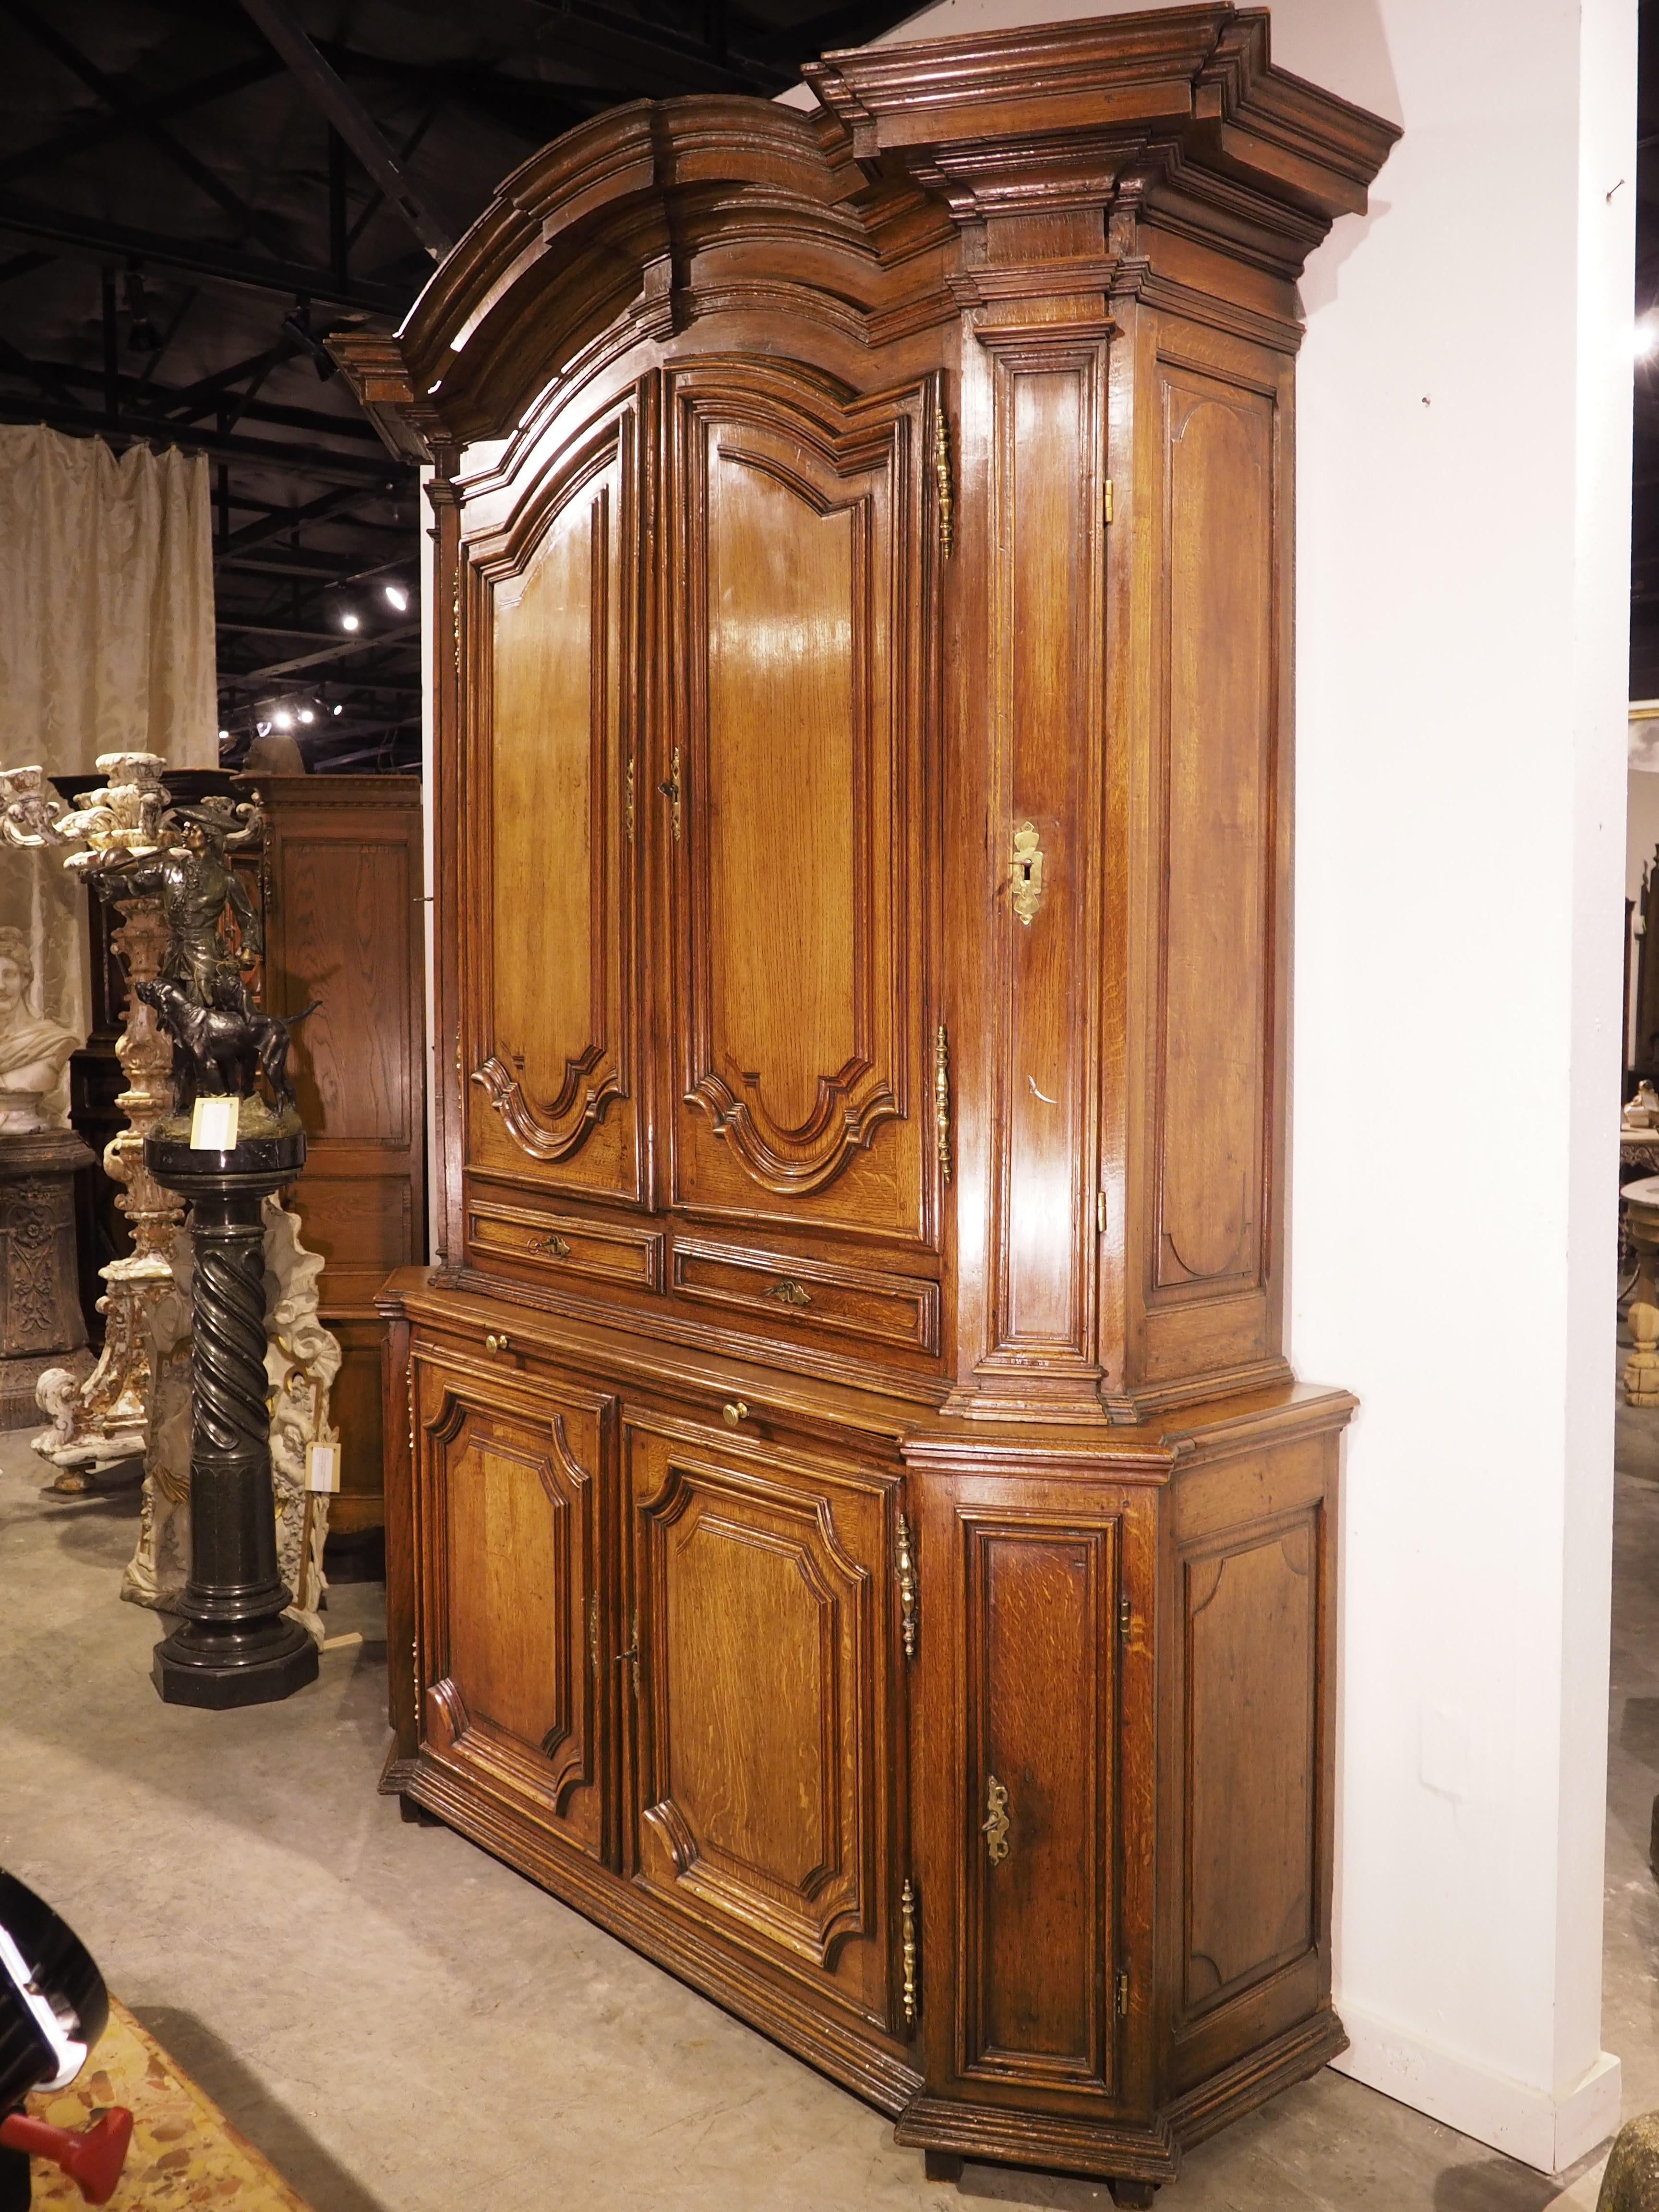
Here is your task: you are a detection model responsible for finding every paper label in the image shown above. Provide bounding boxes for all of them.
[189,1095,240,1150]
[307,1442,341,1494]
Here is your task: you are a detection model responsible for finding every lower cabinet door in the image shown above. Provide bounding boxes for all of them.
[912,1475,1154,2115]
[625,1412,901,2036]
[413,1348,615,1863]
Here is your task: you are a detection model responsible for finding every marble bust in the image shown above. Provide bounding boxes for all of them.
[0,927,79,1134]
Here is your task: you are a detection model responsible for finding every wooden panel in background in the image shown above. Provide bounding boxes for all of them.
[238,774,427,1529]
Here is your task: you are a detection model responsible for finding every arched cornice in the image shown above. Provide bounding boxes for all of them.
[332,97,953,459]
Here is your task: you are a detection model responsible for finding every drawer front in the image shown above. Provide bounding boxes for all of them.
[468,1197,664,1292]
[672,1237,939,1355]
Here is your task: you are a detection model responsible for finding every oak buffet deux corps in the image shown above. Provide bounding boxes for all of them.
[333,9,1397,2199]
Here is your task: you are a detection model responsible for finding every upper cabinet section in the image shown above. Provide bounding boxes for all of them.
[665,361,936,1243]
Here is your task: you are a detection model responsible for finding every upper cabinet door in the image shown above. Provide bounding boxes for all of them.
[462,378,651,1206]
[663,361,937,1249]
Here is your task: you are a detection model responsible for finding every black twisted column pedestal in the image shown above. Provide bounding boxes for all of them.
[143,1124,317,1708]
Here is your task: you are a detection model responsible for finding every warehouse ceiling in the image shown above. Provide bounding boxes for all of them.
[0,0,916,771]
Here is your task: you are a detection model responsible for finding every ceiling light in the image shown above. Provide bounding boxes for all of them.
[332,703,344,716]
[298,708,315,725]
[340,611,360,632]
[383,583,409,613]
[1638,315,1659,362]
[255,720,271,737]
[217,728,230,742]
[273,709,294,731]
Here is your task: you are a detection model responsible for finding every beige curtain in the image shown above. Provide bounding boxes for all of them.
[0,425,217,1107]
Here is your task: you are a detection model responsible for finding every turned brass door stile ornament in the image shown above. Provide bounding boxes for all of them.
[901,1876,919,2027]
[935,404,955,560]
[895,1510,918,1659]
[983,1774,1011,1864]
[934,1022,951,1183]
[659,747,682,841]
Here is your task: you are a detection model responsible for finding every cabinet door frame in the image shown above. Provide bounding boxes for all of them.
[412,1344,620,1866]
[623,1407,907,2038]
[660,354,940,1251]
[907,1464,1158,2122]
[456,372,655,1209]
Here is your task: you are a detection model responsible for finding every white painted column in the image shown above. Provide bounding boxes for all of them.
[783,0,1635,2172]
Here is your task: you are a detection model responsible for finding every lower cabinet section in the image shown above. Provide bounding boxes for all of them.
[625,1414,901,2036]
[386,1288,1349,2193]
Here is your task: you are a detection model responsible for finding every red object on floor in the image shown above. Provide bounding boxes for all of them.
[0,2109,133,2205]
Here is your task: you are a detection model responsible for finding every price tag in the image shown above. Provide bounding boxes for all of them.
[189,1095,240,1150]
[307,1443,341,1494]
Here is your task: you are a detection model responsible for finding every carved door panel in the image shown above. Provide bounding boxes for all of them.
[462,380,649,1204]
[663,360,935,1247]
[414,1352,615,1863]
[626,1415,900,2033]
[911,1475,1152,2116]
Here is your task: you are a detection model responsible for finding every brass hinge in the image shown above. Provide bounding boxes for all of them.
[895,1510,918,1659]
[934,403,955,560]
[1116,1969,1130,2017]
[1103,477,1114,525]
[1119,1593,1131,1641]
[901,1876,919,2027]
[1097,1190,1107,1234]
[934,1022,951,1185]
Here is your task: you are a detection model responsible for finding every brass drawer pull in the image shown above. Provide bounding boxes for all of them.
[485,1332,511,1355]
[982,1774,1010,1864]
[528,1232,570,1258]
[722,1400,748,1427]
[767,1278,812,1308]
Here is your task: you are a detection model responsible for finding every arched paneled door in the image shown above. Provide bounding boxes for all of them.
[662,359,937,1249]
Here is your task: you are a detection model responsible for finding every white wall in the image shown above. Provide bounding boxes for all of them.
[792,0,1635,2173]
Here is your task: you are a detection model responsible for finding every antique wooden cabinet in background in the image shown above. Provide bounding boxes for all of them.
[235,775,426,1534]
[338,10,1395,2197]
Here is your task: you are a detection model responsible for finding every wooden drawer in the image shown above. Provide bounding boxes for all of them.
[671,1237,939,1355]
[467,1199,664,1293]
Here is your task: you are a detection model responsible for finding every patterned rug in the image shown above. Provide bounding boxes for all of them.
[24,1996,314,2210]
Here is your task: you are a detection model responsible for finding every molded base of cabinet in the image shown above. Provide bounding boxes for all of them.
[893,2010,1346,2185]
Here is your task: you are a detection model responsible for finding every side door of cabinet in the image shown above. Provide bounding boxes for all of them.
[623,1410,904,2041]
[412,1344,617,1866]
[908,1467,1156,2119]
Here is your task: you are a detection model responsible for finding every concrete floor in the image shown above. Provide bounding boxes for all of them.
[1,1417,1655,2212]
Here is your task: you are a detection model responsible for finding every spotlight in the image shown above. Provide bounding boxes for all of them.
[217,728,230,742]
[298,708,315,724]
[383,582,409,613]
[332,703,344,716]
[340,611,361,633]
[255,720,272,737]
[1638,314,1659,362]
[273,708,294,731]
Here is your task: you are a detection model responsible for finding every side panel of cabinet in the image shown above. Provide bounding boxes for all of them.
[1163,1431,1335,2095]
[664,360,935,1250]
[909,1465,1157,2121]
[625,1414,901,2035]
[460,379,650,1207]
[413,1348,616,1865]
[1123,314,1293,1401]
